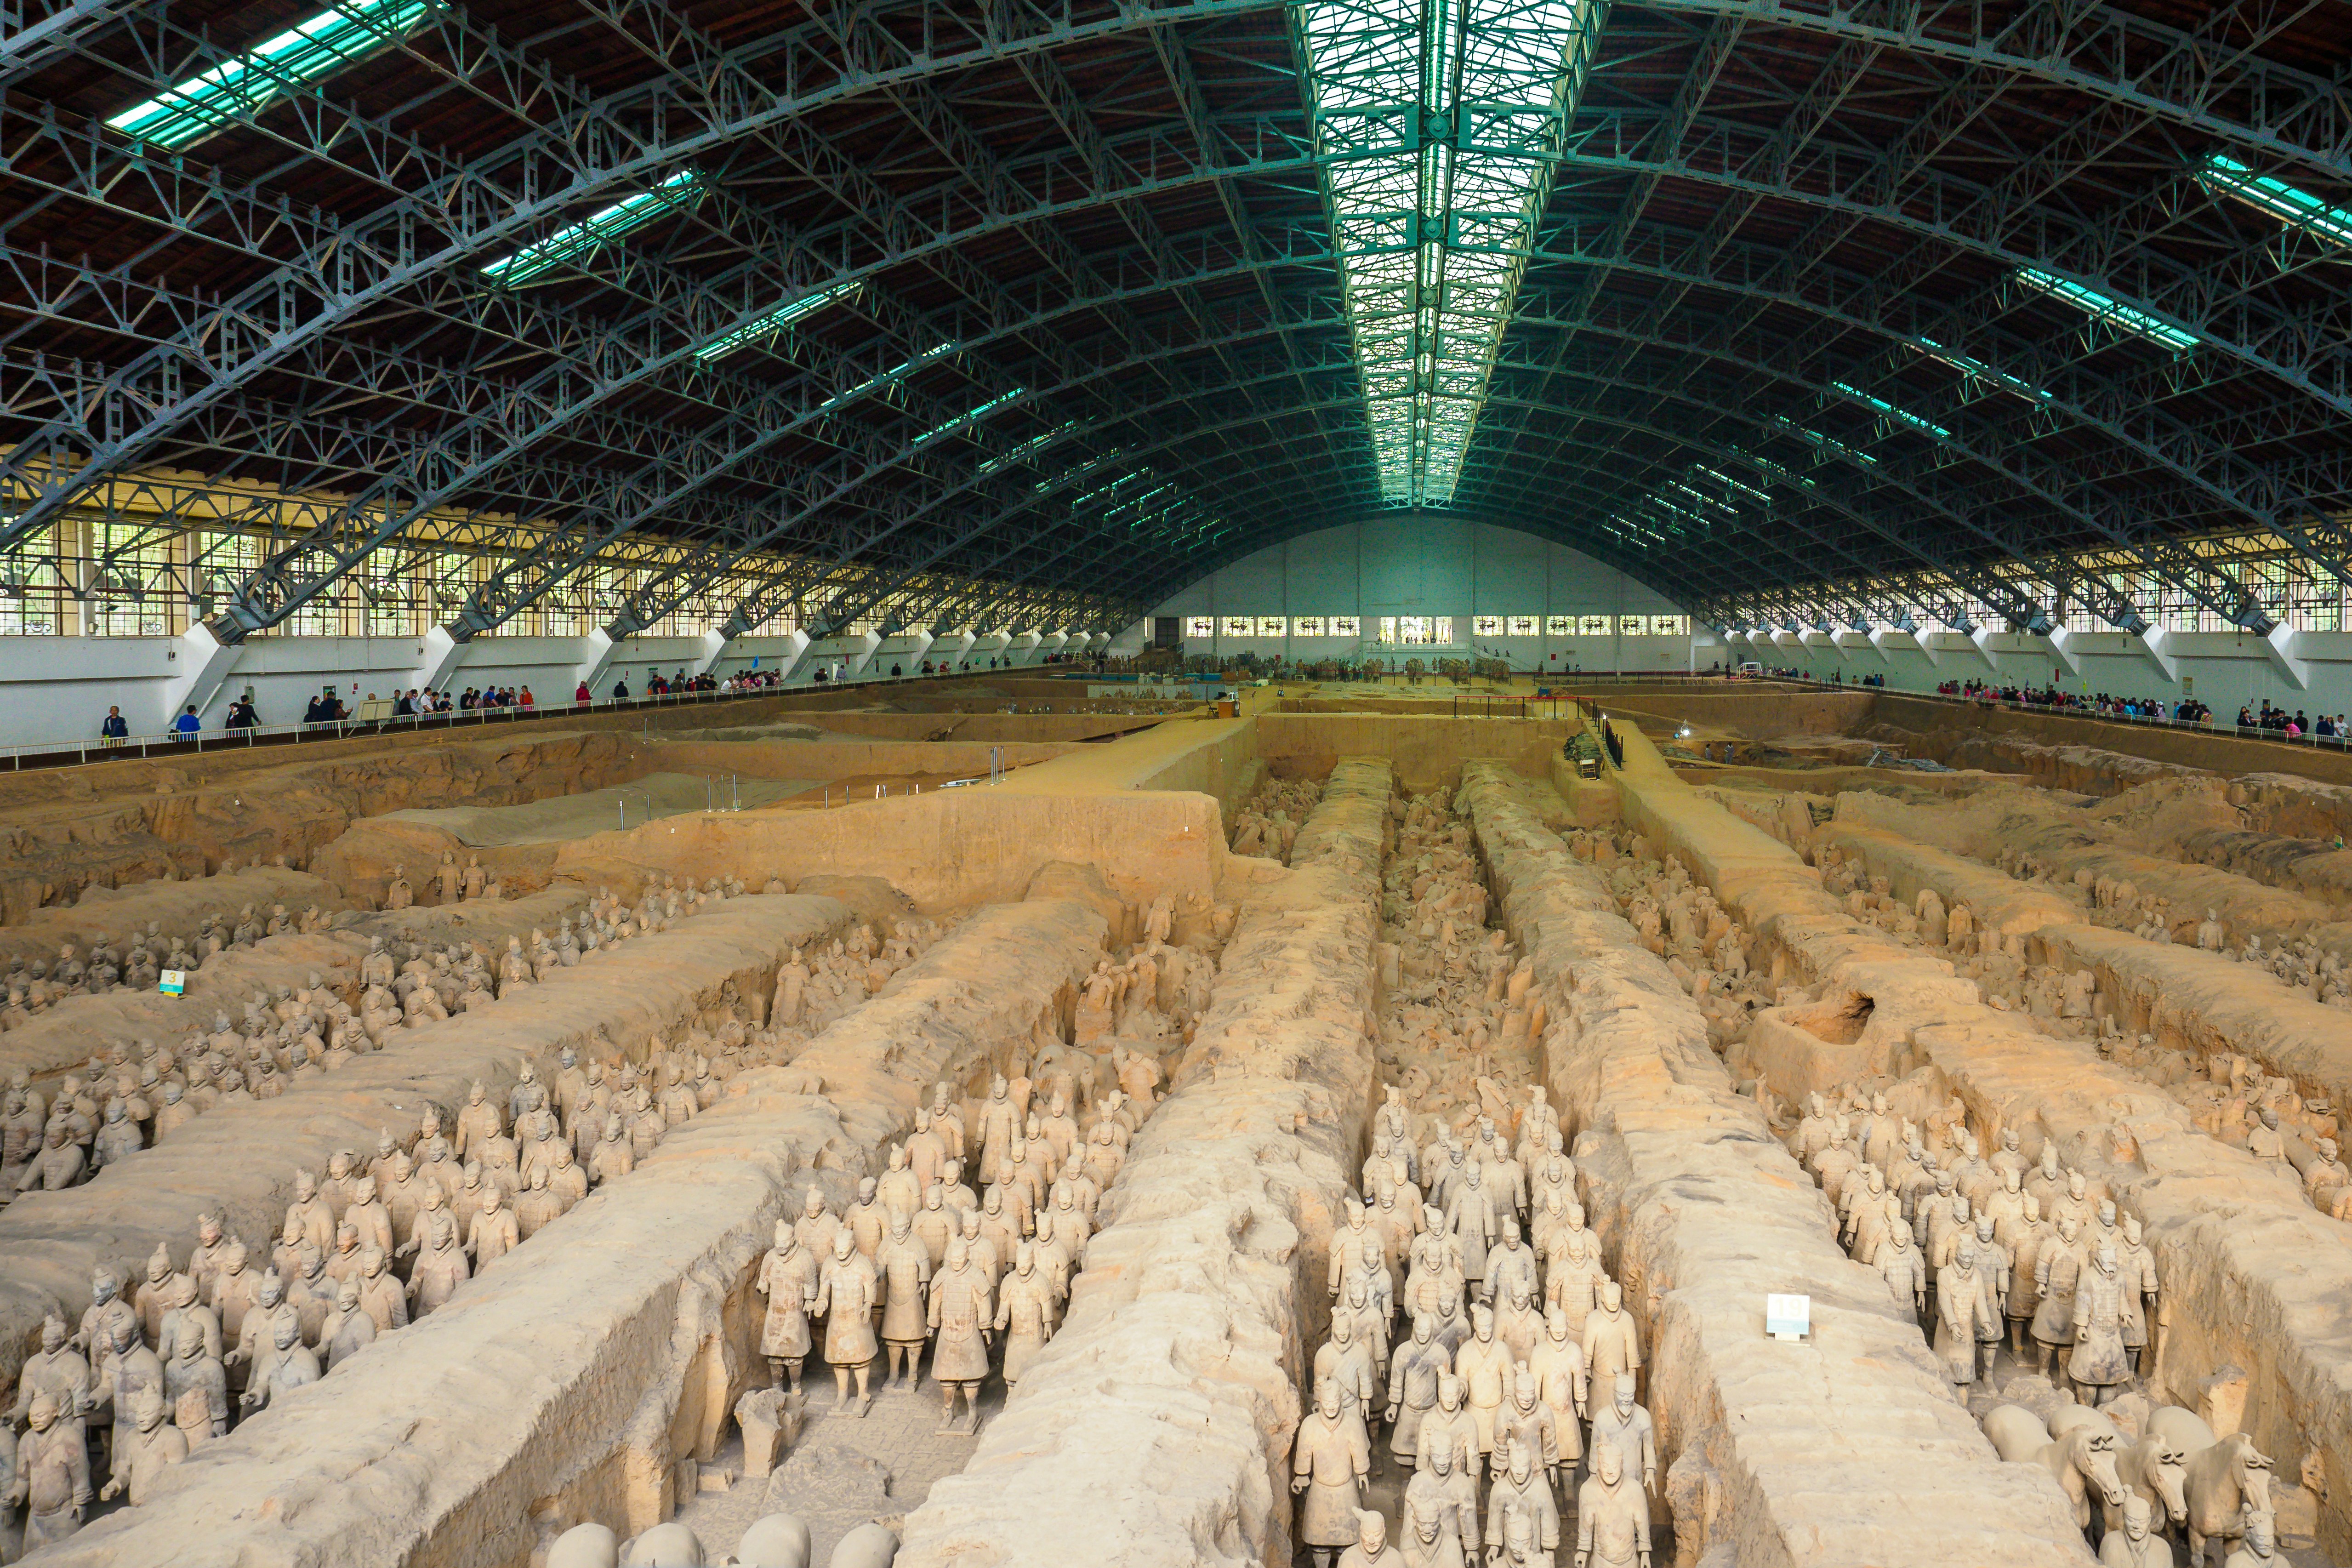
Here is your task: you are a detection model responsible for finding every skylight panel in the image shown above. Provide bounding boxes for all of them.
[911,388,1026,449]
[1301,0,1601,506]
[1911,336,2052,404]
[1726,446,1816,491]
[695,282,860,364]
[106,0,428,149]
[1771,416,1878,468]
[1665,479,1738,518]
[1831,381,1953,440]
[2198,154,2352,249]
[977,420,1077,479]
[482,171,707,285]
[2013,267,2200,353]
[1693,465,1772,504]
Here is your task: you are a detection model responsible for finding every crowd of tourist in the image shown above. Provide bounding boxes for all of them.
[1937,679,2218,726]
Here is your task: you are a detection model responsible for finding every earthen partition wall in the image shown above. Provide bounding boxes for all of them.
[1616,730,2352,1558]
[1458,763,2093,1568]
[896,759,1392,1568]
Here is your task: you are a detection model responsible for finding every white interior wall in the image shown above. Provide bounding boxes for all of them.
[1143,518,1721,673]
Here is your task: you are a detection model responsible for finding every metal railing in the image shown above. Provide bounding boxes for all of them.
[1,665,1011,772]
[1765,676,2352,755]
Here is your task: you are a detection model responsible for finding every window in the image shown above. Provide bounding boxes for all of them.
[85,523,177,637]
[1507,615,1539,636]
[1545,616,1572,635]
[1381,616,1453,645]
[1186,616,1214,638]
[1330,615,1361,637]
[1651,614,1690,635]
[1579,615,1610,635]
[1256,616,1287,636]
[1221,616,1251,637]
[1293,616,1327,636]
[1473,616,1503,636]
[1619,615,1650,635]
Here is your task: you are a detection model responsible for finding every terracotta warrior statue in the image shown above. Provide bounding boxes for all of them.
[814,1231,880,1416]
[927,1235,993,1434]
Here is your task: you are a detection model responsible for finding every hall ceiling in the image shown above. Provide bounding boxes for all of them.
[1,0,2348,640]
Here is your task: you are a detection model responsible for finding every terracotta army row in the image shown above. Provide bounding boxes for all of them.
[766,918,937,1036]
[1291,791,1658,1568]
[1791,1080,2165,1409]
[0,898,341,1024]
[1229,774,1324,861]
[757,1073,1150,1433]
[0,1041,737,1542]
[1297,1082,1655,1568]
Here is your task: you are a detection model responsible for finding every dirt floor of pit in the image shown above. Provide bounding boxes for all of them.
[375,771,817,843]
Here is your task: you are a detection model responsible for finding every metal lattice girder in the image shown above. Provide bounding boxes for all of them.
[29,117,1343,633]
[571,315,1373,642]
[687,228,2314,644]
[1452,210,2352,587]
[1464,347,2150,621]
[0,0,1315,550]
[14,92,2333,597]
[496,201,2333,639]
[775,375,1863,626]
[1525,110,2352,419]
[23,11,2352,526]
[1469,316,2289,627]
[1638,0,2352,180]
[1013,368,2064,620]
[718,345,2039,636]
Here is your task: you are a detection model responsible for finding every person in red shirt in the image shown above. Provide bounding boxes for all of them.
[574,681,591,704]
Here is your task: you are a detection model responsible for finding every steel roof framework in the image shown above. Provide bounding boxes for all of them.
[0,0,2346,643]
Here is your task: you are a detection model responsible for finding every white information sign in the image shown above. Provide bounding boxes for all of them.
[1765,1294,1811,1341]
[159,969,187,997]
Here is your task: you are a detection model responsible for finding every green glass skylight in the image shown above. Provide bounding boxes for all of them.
[106,0,428,149]
[2014,267,2200,352]
[695,282,859,364]
[1693,464,1772,504]
[1726,446,1816,491]
[482,171,707,285]
[1300,0,1604,505]
[977,420,1077,479]
[912,388,1025,448]
[1771,415,1879,467]
[1832,380,1953,440]
[1665,479,1737,518]
[1911,336,2052,404]
[2198,154,2352,248]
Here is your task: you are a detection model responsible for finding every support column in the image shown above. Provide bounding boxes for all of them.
[839,630,884,675]
[161,622,245,727]
[573,627,624,698]
[404,624,468,696]
[686,627,732,678]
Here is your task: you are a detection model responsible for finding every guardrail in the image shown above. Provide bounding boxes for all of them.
[1757,676,2352,755]
[0,666,1024,772]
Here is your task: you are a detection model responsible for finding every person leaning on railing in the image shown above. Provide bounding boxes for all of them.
[99,707,128,747]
